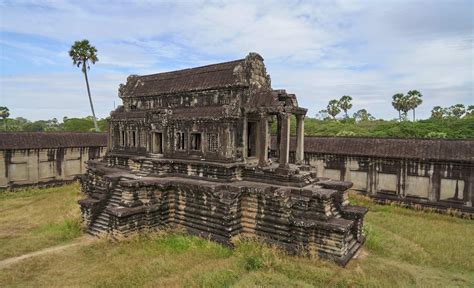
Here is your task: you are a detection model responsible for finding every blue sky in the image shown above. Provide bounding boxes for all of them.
[0,0,472,120]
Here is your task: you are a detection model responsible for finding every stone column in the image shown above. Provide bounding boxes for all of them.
[295,114,305,164]
[242,115,248,160]
[276,115,281,158]
[258,113,268,167]
[278,113,290,169]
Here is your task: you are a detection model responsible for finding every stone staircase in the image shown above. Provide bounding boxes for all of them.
[86,189,123,237]
[87,210,110,236]
[136,160,153,177]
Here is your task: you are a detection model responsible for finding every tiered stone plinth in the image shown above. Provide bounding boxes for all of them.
[79,159,367,266]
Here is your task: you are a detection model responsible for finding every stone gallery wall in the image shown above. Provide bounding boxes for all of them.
[272,136,474,214]
[0,133,107,189]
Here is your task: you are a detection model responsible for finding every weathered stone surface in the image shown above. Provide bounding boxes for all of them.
[0,133,107,189]
[79,53,367,266]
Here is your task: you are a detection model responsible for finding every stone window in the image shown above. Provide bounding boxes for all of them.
[132,130,137,147]
[120,130,125,146]
[190,133,202,151]
[207,133,218,152]
[176,132,186,150]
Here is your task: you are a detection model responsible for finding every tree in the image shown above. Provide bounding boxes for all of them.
[315,109,330,120]
[338,95,353,118]
[353,109,375,122]
[69,40,100,132]
[392,93,405,121]
[406,90,423,121]
[326,99,341,120]
[0,106,10,131]
[431,106,445,119]
[465,105,474,118]
[448,104,465,118]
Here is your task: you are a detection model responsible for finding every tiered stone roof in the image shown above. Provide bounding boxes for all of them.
[124,59,247,97]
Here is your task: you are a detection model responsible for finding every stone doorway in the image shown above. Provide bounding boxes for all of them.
[247,121,257,157]
[152,132,163,154]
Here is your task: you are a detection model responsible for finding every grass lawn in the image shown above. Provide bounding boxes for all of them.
[0,183,82,260]
[1,183,473,287]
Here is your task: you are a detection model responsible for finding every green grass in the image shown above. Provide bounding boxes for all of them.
[0,183,82,260]
[0,184,473,287]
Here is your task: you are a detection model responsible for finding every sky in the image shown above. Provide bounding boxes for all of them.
[0,0,472,121]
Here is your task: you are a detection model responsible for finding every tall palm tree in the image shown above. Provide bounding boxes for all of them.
[69,40,99,132]
[338,95,353,118]
[0,106,9,131]
[392,93,404,121]
[407,90,423,121]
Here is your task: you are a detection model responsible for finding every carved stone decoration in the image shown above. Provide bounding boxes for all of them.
[79,53,368,267]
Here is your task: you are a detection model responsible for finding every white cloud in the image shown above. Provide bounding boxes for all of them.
[0,0,472,120]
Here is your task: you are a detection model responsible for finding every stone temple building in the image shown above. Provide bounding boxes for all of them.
[79,53,367,266]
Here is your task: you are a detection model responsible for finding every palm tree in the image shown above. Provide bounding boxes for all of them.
[69,40,100,132]
[406,90,423,121]
[392,93,404,121]
[338,95,353,118]
[0,106,9,131]
[327,99,341,120]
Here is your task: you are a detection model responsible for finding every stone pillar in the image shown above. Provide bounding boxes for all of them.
[258,113,268,167]
[467,165,473,207]
[276,115,281,158]
[278,113,290,169]
[242,115,248,160]
[295,114,305,164]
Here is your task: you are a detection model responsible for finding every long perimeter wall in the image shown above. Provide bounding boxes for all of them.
[0,133,107,189]
[272,136,474,214]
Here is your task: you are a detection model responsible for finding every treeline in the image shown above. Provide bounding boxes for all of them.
[303,93,473,139]
[0,115,107,132]
[1,103,473,139]
[297,117,474,139]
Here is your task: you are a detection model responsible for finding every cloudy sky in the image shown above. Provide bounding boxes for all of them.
[0,0,472,121]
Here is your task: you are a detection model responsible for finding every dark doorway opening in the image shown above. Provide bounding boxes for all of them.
[152,132,163,154]
[247,121,257,157]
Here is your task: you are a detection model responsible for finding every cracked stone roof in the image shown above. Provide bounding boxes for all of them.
[127,59,247,97]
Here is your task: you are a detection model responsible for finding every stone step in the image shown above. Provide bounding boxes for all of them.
[90,223,109,232]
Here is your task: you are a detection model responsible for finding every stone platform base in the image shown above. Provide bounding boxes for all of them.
[79,161,367,266]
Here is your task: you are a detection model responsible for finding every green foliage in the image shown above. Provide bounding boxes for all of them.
[0,106,10,131]
[35,218,82,242]
[326,99,341,119]
[0,116,108,132]
[353,109,375,122]
[426,131,447,138]
[297,117,474,139]
[338,95,353,118]
[406,90,423,121]
[69,39,99,70]
[336,130,356,136]
[432,104,468,119]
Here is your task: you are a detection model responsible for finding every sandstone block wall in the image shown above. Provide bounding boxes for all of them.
[272,136,474,215]
[0,133,107,189]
